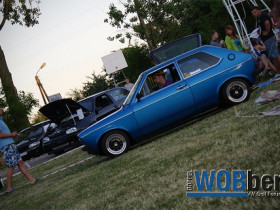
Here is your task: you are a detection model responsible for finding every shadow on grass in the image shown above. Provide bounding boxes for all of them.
[129,107,223,151]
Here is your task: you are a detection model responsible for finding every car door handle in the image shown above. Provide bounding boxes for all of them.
[176,84,187,90]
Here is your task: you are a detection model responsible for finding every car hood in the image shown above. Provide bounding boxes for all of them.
[39,99,89,123]
[16,140,29,147]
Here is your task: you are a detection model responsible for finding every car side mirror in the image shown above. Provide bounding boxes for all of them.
[136,93,143,102]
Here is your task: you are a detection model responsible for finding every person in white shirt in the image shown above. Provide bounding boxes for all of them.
[124,78,134,91]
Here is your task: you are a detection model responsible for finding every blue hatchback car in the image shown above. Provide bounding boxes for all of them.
[78,34,256,157]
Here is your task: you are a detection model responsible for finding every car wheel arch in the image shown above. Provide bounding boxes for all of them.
[218,77,252,99]
[97,128,133,156]
[218,77,251,106]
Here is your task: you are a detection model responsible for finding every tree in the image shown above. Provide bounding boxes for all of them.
[105,0,184,50]
[67,71,111,101]
[0,88,39,130]
[105,0,236,48]
[178,0,232,44]
[0,0,41,130]
[81,71,113,98]
[67,88,84,102]
[120,44,154,82]
[31,112,47,124]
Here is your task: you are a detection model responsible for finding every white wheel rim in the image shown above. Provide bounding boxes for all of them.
[226,81,248,103]
[106,134,127,155]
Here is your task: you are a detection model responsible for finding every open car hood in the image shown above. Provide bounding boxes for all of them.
[39,99,89,123]
[150,33,202,64]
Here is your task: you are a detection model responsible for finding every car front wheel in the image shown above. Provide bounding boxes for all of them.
[221,78,250,105]
[101,130,130,157]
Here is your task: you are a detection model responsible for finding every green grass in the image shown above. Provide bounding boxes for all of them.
[1,81,280,209]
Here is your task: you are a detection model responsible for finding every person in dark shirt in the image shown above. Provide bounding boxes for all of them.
[251,6,280,74]
[210,31,225,47]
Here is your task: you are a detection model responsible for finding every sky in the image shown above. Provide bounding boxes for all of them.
[0,0,132,117]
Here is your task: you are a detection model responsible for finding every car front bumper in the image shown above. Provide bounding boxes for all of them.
[43,132,81,154]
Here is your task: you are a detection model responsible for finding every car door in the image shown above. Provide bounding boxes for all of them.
[176,51,221,112]
[132,63,195,136]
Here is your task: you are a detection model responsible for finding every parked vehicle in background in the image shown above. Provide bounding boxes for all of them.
[78,34,257,157]
[40,87,129,154]
[16,121,51,160]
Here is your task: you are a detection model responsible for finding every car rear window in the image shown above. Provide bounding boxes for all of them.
[177,52,220,78]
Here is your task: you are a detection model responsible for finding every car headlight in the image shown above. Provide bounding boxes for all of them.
[43,137,50,144]
[66,127,77,135]
[29,141,40,149]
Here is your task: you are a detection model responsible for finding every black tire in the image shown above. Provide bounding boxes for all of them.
[101,130,130,157]
[221,78,250,105]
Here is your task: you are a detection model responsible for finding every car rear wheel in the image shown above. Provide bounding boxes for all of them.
[221,78,250,105]
[101,130,130,157]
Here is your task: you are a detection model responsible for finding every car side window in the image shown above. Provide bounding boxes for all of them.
[140,64,181,97]
[95,94,113,112]
[78,97,94,112]
[177,52,220,78]
[107,88,129,102]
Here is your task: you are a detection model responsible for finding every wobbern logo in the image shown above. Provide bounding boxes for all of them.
[186,169,280,197]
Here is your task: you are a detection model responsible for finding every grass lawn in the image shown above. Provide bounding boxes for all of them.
[0,81,280,209]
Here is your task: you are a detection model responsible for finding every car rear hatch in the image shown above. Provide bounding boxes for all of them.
[150,33,202,64]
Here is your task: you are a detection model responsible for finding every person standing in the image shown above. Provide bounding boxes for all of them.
[210,31,225,47]
[251,6,280,74]
[0,108,39,194]
[123,77,134,91]
[225,25,248,52]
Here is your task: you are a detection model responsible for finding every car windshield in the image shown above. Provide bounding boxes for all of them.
[123,74,143,106]
[61,113,78,123]
[15,128,31,143]
[28,126,44,138]
[15,124,44,143]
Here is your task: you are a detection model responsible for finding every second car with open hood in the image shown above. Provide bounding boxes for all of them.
[39,98,93,154]
[39,87,129,154]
